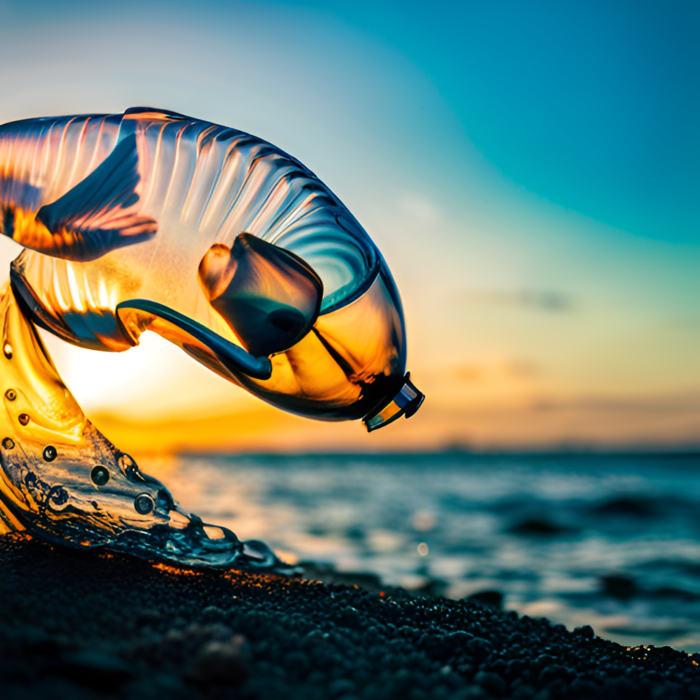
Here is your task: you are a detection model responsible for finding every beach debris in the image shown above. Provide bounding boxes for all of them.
[0,106,423,566]
[1,107,423,430]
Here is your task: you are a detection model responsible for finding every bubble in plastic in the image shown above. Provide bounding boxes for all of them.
[0,107,424,568]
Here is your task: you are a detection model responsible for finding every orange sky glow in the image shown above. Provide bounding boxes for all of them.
[0,3,697,455]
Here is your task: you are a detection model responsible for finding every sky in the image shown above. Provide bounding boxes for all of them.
[0,0,697,453]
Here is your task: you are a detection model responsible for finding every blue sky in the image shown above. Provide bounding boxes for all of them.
[0,0,697,449]
[3,0,697,241]
[278,0,700,242]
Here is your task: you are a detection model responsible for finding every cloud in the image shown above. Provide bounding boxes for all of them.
[453,360,541,383]
[530,390,700,414]
[460,288,574,312]
[396,192,441,227]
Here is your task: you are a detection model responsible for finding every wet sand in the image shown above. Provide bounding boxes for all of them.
[1,534,699,699]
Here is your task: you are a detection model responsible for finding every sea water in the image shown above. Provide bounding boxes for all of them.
[145,452,700,652]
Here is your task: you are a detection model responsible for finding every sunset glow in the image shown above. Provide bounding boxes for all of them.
[0,1,697,454]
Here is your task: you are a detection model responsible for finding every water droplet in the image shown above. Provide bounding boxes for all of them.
[3,344,12,359]
[18,414,30,426]
[134,494,155,515]
[91,465,110,486]
[49,486,68,507]
[2,437,14,449]
[4,389,16,401]
[43,445,57,462]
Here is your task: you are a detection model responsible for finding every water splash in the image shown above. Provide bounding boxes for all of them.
[0,283,291,570]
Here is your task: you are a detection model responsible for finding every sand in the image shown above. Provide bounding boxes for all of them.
[1,534,699,699]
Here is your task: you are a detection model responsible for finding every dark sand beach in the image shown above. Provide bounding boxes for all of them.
[2,534,700,700]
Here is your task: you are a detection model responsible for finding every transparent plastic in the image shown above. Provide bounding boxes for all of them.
[0,282,290,569]
[0,107,417,423]
[0,107,424,564]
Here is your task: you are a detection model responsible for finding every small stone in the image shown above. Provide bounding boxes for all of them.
[459,687,486,699]
[329,678,356,696]
[511,684,538,699]
[474,670,506,695]
[189,636,249,686]
[539,664,574,684]
[465,637,493,660]
[202,605,225,621]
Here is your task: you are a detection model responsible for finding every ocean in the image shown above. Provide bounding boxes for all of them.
[144,452,700,652]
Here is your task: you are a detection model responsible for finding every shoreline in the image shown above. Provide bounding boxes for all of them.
[1,534,698,699]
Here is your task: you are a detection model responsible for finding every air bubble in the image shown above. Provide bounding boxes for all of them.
[91,465,110,486]
[2,437,14,449]
[134,494,155,515]
[5,389,16,401]
[43,445,57,462]
[3,344,12,359]
[49,487,68,507]
[18,414,30,426]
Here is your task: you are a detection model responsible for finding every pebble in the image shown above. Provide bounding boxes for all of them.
[1,534,699,699]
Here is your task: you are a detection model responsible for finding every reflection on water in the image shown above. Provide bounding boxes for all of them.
[144,452,700,652]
